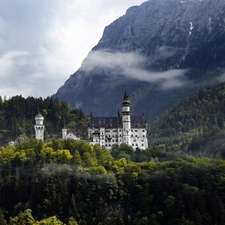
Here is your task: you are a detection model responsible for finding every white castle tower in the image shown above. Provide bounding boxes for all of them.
[122,90,131,146]
[62,128,67,139]
[88,89,148,150]
[34,113,45,141]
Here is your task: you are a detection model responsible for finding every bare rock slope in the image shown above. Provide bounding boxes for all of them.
[54,0,225,123]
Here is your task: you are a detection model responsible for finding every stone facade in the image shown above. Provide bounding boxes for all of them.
[88,91,148,150]
[62,128,80,140]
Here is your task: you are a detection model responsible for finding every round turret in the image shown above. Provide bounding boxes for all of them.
[34,113,45,141]
[35,113,44,125]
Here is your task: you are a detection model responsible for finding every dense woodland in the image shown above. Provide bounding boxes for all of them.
[0,139,225,225]
[0,96,87,145]
[2,83,225,224]
[149,82,225,158]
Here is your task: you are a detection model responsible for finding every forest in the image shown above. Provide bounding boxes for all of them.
[149,82,225,158]
[0,95,87,145]
[1,83,225,224]
[0,139,225,225]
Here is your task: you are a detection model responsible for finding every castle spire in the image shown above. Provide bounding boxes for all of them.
[123,88,129,101]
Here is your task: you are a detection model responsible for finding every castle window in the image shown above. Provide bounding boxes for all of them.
[143,135,145,137]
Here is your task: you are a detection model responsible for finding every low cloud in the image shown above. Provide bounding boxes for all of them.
[81,50,189,89]
[216,70,225,82]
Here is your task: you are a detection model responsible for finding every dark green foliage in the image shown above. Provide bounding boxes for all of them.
[0,96,87,145]
[1,140,225,224]
[149,82,225,157]
[0,208,7,225]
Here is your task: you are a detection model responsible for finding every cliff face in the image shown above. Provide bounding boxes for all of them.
[54,0,225,123]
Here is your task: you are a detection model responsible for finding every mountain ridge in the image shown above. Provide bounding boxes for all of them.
[54,0,225,123]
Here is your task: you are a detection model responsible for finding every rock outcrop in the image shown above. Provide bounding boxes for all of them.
[54,0,225,123]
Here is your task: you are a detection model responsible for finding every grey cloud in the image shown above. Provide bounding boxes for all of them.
[0,0,146,98]
[0,0,58,52]
[0,0,63,97]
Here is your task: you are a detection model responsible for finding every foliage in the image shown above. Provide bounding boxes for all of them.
[0,96,87,145]
[149,82,225,157]
[1,140,225,224]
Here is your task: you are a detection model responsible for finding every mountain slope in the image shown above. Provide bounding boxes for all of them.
[54,0,225,123]
[149,82,225,157]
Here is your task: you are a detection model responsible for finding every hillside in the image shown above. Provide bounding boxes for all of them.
[1,139,225,224]
[54,0,225,123]
[0,96,87,145]
[149,82,225,157]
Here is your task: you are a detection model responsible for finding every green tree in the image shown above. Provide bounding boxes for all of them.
[35,216,64,225]
[72,150,82,165]
[0,208,7,225]
[9,209,35,225]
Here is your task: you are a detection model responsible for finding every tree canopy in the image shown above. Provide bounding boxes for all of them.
[1,140,225,224]
[0,96,87,145]
[149,82,225,158]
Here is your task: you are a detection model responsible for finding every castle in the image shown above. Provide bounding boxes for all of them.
[34,113,80,141]
[88,91,148,150]
[34,91,148,150]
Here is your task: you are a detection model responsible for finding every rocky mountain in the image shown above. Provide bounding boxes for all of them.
[54,0,225,123]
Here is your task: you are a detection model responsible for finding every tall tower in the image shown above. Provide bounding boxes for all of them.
[122,90,131,146]
[62,128,67,139]
[34,113,45,141]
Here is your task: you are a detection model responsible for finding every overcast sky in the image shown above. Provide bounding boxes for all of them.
[0,0,145,99]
